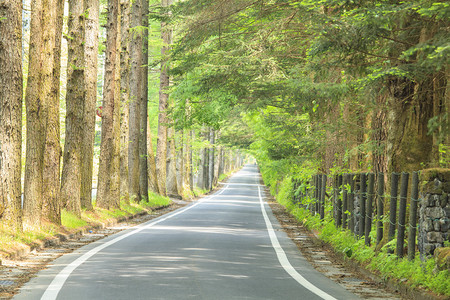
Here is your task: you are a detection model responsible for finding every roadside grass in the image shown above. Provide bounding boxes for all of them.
[193,187,208,196]
[0,223,56,258]
[145,192,171,207]
[218,173,228,182]
[62,209,89,229]
[270,176,450,297]
[0,192,171,259]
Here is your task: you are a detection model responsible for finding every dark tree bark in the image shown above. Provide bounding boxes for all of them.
[119,0,131,203]
[61,0,86,217]
[81,0,100,210]
[156,0,173,196]
[203,130,209,190]
[139,0,149,201]
[24,0,58,227]
[190,130,194,192]
[166,127,179,196]
[208,128,215,189]
[128,0,143,201]
[371,94,388,174]
[147,120,159,193]
[42,0,64,224]
[0,0,23,231]
[197,146,205,190]
[176,131,184,196]
[217,146,225,180]
[97,0,121,209]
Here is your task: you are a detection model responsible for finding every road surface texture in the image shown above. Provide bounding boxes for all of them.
[16,165,370,300]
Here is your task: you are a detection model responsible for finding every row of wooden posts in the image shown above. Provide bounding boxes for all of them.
[293,172,420,260]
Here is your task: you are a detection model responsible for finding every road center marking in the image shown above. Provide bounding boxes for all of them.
[41,187,228,300]
[257,185,337,300]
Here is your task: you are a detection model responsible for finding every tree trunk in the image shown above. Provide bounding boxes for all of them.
[203,131,209,190]
[97,0,120,210]
[208,128,215,189]
[24,0,57,227]
[386,77,430,173]
[372,94,388,174]
[128,0,143,201]
[176,131,184,196]
[217,146,224,179]
[182,130,193,198]
[0,0,23,231]
[112,6,122,207]
[166,127,179,197]
[61,0,86,217]
[197,133,205,190]
[139,0,149,201]
[42,0,64,224]
[432,72,448,167]
[147,120,159,193]
[156,0,173,196]
[119,0,131,203]
[189,130,194,192]
[215,145,221,181]
[80,0,99,210]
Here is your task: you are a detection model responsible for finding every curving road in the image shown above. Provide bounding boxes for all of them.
[15,165,359,300]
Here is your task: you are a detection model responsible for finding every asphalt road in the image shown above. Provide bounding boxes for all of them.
[15,165,360,300]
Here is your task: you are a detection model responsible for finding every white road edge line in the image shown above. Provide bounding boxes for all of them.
[41,186,229,300]
[257,185,337,300]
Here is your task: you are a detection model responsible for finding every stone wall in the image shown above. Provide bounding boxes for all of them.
[418,169,450,257]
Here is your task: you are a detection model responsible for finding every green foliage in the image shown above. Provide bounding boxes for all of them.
[169,0,448,173]
[129,25,150,39]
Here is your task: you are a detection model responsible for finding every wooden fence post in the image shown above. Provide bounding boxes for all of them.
[396,172,409,258]
[348,174,355,234]
[388,173,400,253]
[359,173,367,238]
[316,175,320,215]
[376,172,385,245]
[313,175,318,214]
[365,173,375,246]
[293,179,298,205]
[320,174,327,220]
[336,175,343,228]
[408,171,419,261]
[342,174,348,229]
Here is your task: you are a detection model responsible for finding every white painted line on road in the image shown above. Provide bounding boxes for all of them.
[257,185,337,300]
[41,186,229,300]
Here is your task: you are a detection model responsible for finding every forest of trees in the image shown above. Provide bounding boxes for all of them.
[0,0,448,233]
[0,0,244,231]
[168,0,449,178]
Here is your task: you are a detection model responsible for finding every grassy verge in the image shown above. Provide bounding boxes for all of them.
[0,193,171,258]
[270,175,450,297]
